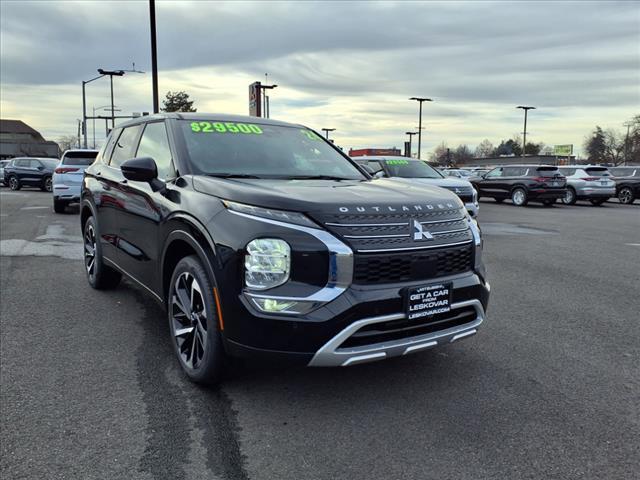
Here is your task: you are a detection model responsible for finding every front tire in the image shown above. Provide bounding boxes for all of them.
[562,187,577,205]
[83,216,121,289]
[618,187,635,205]
[53,198,67,213]
[511,187,528,206]
[168,255,224,385]
[8,176,20,191]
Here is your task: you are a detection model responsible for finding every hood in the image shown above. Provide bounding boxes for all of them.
[191,176,464,215]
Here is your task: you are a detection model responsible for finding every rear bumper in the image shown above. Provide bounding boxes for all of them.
[528,189,566,200]
[575,187,615,198]
[53,183,81,201]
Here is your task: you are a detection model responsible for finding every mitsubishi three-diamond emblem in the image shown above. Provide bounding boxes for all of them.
[413,219,434,241]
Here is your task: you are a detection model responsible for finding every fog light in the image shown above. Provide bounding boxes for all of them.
[245,238,290,290]
[251,298,298,312]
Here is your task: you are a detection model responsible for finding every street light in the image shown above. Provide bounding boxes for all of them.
[258,84,278,118]
[97,69,126,130]
[405,131,418,158]
[516,106,536,156]
[92,105,117,148]
[409,97,433,159]
[322,128,336,140]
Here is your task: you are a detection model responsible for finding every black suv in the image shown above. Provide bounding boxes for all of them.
[4,157,58,191]
[472,165,566,206]
[81,113,490,384]
[608,167,640,204]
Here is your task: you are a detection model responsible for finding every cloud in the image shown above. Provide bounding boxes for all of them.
[1,0,638,155]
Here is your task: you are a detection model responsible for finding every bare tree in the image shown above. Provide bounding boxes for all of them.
[474,139,494,158]
[57,135,78,152]
[604,129,625,165]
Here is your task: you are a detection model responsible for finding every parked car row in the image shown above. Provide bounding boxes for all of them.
[440,164,638,206]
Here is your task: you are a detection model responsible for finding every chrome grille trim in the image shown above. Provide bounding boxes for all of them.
[343,233,410,239]
[325,222,409,227]
[357,239,473,253]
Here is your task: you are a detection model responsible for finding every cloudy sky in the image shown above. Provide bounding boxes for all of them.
[1,0,638,156]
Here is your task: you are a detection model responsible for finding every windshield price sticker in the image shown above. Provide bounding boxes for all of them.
[386,159,409,165]
[301,129,322,141]
[406,283,452,320]
[191,122,263,134]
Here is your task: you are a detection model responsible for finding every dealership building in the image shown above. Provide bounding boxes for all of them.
[0,119,59,159]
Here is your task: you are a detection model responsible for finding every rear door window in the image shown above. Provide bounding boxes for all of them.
[535,167,560,177]
[15,159,30,167]
[110,125,143,167]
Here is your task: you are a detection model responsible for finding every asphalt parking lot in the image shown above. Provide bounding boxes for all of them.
[1,189,639,480]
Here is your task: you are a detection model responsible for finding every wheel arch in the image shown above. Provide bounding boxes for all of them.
[160,216,219,305]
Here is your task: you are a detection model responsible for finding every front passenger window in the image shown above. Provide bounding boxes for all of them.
[136,122,174,179]
[486,168,502,178]
[110,125,142,168]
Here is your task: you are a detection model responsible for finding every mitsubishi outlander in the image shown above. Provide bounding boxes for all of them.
[81,113,490,384]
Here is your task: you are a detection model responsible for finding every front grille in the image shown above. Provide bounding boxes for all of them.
[339,306,478,348]
[315,208,473,252]
[353,243,473,285]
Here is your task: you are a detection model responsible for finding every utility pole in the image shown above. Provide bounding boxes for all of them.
[149,0,159,113]
[409,97,433,159]
[517,105,536,156]
[623,121,633,166]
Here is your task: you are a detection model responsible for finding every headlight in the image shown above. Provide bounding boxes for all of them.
[472,188,478,203]
[245,238,290,290]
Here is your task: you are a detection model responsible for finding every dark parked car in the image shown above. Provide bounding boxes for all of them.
[81,113,490,385]
[472,165,566,206]
[608,167,640,204]
[0,160,10,186]
[3,157,58,191]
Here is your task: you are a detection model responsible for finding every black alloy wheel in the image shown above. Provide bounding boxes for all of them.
[83,217,121,289]
[562,188,577,205]
[9,176,20,190]
[618,187,635,205]
[168,255,223,385]
[42,177,52,192]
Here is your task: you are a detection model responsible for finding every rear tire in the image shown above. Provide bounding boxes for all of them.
[618,187,635,205]
[561,187,577,205]
[41,176,52,192]
[168,255,224,385]
[511,187,528,206]
[589,198,606,206]
[53,198,67,213]
[83,216,121,289]
[8,176,20,191]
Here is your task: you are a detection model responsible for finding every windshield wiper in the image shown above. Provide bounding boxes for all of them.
[285,175,355,181]
[204,173,262,179]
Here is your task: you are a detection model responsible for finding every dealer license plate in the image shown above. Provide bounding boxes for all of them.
[406,283,452,321]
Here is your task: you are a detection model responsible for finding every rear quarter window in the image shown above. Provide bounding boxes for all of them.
[535,167,560,177]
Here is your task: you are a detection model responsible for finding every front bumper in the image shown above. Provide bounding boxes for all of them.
[465,201,479,217]
[223,271,490,366]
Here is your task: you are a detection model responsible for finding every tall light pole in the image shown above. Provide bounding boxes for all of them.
[405,131,418,158]
[409,97,433,160]
[149,0,159,113]
[322,128,336,140]
[623,121,633,166]
[98,69,126,130]
[82,73,106,148]
[92,105,114,148]
[517,106,536,156]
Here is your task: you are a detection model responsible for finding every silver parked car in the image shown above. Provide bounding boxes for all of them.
[558,166,616,206]
[0,160,10,186]
[52,149,98,213]
[353,156,479,217]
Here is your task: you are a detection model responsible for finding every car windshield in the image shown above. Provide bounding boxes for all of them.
[584,168,610,177]
[62,151,97,166]
[41,159,59,168]
[382,159,443,179]
[178,120,365,180]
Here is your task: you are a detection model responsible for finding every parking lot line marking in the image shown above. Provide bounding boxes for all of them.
[21,206,49,210]
[624,243,640,247]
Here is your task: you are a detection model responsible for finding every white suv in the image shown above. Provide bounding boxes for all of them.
[558,166,616,206]
[53,149,98,213]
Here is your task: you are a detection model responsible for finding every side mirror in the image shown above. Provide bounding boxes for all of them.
[360,164,376,176]
[121,157,165,192]
[37,165,44,171]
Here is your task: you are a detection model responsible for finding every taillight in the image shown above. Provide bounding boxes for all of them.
[55,167,79,174]
[580,177,599,181]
